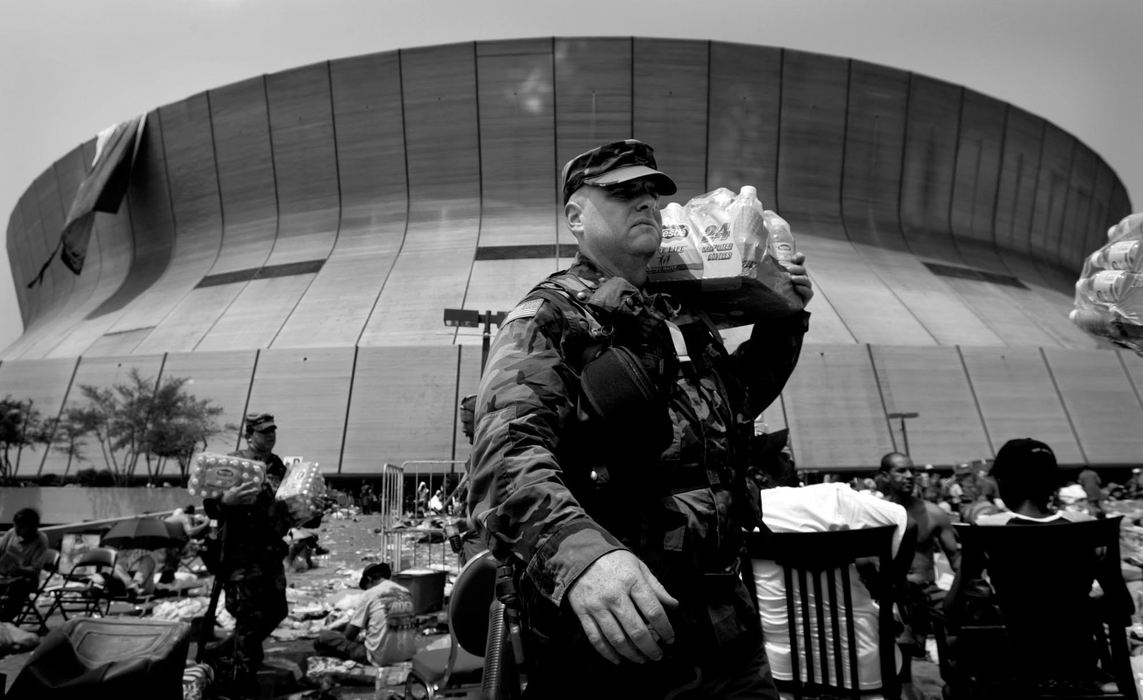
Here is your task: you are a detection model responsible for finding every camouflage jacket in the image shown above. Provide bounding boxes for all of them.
[468,254,807,635]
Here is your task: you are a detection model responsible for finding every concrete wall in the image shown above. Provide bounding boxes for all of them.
[0,487,189,527]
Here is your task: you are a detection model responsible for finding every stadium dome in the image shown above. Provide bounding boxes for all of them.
[3,37,1138,476]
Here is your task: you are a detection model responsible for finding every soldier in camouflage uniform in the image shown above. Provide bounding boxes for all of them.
[468,140,813,699]
[202,412,293,697]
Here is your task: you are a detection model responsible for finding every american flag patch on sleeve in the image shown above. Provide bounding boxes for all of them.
[503,298,544,325]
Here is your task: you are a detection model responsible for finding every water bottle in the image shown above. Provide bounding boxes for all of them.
[1091,239,1143,271]
[1076,270,1143,324]
[727,185,768,270]
[762,209,797,264]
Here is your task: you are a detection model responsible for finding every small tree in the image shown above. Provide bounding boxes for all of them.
[0,396,44,482]
[64,369,230,485]
[145,377,230,481]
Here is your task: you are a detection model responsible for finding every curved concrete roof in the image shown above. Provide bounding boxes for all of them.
[3,38,1141,475]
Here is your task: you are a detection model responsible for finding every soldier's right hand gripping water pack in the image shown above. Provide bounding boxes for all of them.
[646,185,805,328]
[1071,212,1143,355]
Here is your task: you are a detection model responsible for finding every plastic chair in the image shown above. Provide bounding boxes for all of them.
[10,548,62,634]
[938,517,1135,699]
[746,525,902,700]
[403,550,500,699]
[42,547,119,621]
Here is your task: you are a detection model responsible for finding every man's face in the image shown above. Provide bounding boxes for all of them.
[14,523,36,543]
[249,427,277,453]
[568,179,663,269]
[886,455,916,494]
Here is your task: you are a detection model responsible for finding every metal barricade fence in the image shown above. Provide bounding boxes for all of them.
[375,460,465,574]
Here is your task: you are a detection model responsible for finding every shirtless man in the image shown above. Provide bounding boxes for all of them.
[879,451,960,672]
[880,452,960,585]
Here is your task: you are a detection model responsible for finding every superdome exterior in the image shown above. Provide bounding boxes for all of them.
[3,37,1140,476]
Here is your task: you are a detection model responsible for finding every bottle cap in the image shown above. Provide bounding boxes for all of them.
[740,185,757,198]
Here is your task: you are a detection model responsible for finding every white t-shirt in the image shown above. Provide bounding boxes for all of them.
[752,483,907,691]
[352,579,417,666]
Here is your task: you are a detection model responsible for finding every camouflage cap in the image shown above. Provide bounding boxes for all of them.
[561,139,677,204]
[244,412,277,434]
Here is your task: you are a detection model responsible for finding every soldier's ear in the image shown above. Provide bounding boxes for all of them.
[565,198,584,236]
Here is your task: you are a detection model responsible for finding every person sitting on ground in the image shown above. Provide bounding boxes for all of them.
[0,508,50,622]
[313,563,417,665]
[285,528,319,572]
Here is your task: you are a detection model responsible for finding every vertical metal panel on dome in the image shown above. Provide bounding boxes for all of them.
[1057,142,1097,275]
[466,38,561,338]
[359,43,480,346]
[160,349,259,456]
[707,42,781,210]
[994,108,1053,293]
[209,75,277,276]
[40,354,165,475]
[0,357,78,476]
[265,61,340,266]
[94,112,177,338]
[1082,162,1117,270]
[1030,122,1075,267]
[949,89,1005,273]
[274,50,408,349]
[777,49,847,237]
[554,37,634,254]
[869,345,990,465]
[200,62,340,352]
[18,189,51,323]
[33,167,73,308]
[246,347,354,474]
[900,75,961,263]
[842,60,909,252]
[47,141,137,360]
[633,38,709,199]
[1043,348,1143,464]
[958,346,1083,465]
[342,346,459,472]
[781,343,893,470]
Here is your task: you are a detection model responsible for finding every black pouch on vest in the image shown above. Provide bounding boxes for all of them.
[579,345,672,463]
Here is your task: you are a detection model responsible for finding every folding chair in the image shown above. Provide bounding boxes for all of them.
[939,517,1135,699]
[746,525,902,700]
[11,548,61,634]
[403,550,503,699]
[42,547,119,621]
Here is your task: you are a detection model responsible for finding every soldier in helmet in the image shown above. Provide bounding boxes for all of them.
[468,139,813,698]
[201,412,294,698]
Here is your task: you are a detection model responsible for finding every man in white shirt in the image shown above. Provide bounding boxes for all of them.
[314,563,416,666]
[752,482,911,693]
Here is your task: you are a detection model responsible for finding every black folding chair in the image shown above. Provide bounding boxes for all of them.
[746,525,902,700]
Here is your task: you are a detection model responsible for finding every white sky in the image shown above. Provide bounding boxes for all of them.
[2,0,1140,352]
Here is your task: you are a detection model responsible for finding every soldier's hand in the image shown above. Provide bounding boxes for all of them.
[781,252,814,304]
[567,550,678,665]
[221,480,260,506]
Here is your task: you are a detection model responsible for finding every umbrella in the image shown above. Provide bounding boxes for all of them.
[102,516,186,551]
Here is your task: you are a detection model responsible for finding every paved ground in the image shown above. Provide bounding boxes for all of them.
[1,510,947,698]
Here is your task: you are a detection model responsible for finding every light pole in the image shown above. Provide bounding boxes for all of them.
[443,308,508,374]
[887,411,919,456]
